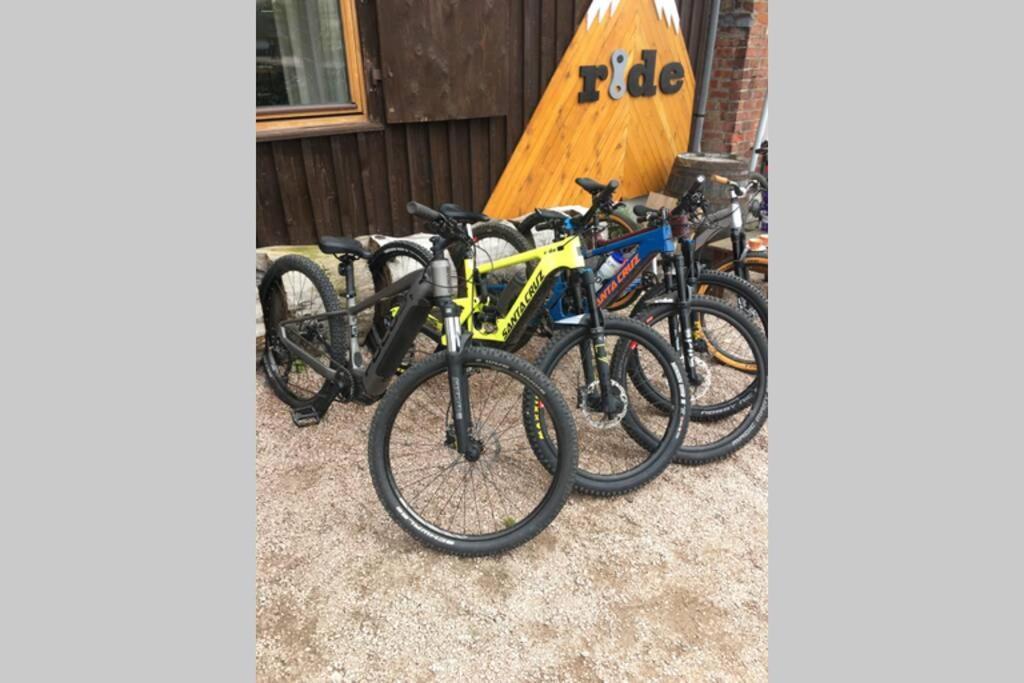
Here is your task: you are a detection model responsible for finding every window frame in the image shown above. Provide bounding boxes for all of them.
[256,0,369,135]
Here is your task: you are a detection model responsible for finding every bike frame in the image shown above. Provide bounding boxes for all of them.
[454,233,587,344]
[541,220,704,384]
[273,239,482,456]
[422,224,621,416]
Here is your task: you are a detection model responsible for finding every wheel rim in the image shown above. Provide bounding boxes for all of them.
[384,361,562,540]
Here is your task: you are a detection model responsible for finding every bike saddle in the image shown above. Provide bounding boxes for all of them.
[575,177,618,195]
[318,235,372,259]
[439,202,488,224]
[533,208,569,220]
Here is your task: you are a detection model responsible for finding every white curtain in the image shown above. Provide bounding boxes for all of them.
[269,0,350,106]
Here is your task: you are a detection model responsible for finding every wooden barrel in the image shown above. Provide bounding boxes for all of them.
[664,152,751,215]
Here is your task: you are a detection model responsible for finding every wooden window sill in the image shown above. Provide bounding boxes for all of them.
[256,115,384,141]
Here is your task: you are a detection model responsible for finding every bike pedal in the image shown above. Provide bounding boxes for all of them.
[291,406,322,428]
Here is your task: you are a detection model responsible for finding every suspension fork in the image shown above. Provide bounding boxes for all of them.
[672,251,701,385]
[439,298,479,459]
[579,269,615,415]
[660,254,682,352]
[568,273,595,386]
[729,194,750,281]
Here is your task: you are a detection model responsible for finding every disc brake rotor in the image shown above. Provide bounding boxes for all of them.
[690,356,712,402]
[580,380,628,429]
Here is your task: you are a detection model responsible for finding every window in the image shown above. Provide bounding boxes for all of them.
[256,0,367,133]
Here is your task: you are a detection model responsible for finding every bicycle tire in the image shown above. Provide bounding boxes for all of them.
[633,270,767,370]
[715,255,768,302]
[522,317,688,496]
[368,346,578,556]
[259,254,345,408]
[365,241,433,362]
[631,296,768,464]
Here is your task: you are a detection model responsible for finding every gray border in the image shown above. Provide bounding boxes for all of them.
[772,1,1020,680]
[3,1,254,679]
[5,1,1022,680]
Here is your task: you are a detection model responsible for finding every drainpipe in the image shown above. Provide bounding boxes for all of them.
[689,0,721,154]
[750,90,767,171]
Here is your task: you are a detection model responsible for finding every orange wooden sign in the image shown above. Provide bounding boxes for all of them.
[485,0,697,218]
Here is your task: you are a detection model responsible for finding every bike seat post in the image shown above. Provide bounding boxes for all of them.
[338,255,361,368]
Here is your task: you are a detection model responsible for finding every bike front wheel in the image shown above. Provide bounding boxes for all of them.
[632,296,769,465]
[716,255,768,301]
[523,317,689,496]
[368,346,578,556]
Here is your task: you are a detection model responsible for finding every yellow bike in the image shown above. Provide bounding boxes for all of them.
[393,194,690,497]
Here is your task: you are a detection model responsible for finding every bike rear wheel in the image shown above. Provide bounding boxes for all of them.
[368,346,578,556]
[259,255,345,408]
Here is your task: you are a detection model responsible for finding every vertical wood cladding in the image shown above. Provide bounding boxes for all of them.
[375,0,510,124]
[257,0,709,246]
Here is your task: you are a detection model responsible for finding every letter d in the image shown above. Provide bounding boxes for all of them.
[627,50,657,97]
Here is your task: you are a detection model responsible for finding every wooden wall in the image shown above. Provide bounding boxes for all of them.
[256,0,711,246]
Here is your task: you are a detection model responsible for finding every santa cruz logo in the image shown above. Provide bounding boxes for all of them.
[578,49,684,103]
[595,253,643,306]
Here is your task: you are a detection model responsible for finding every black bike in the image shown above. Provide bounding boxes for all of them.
[259,208,579,556]
[627,185,769,465]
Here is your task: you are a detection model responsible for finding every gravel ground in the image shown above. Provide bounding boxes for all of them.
[257,363,767,682]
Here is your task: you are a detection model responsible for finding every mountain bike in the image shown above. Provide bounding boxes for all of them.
[259,226,579,556]
[524,179,768,464]
[693,174,769,300]
[380,194,691,496]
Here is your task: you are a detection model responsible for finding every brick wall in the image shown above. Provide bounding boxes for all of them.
[701,0,768,158]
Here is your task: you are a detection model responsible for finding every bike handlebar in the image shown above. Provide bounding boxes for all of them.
[708,174,766,192]
[406,201,443,222]
[685,175,705,196]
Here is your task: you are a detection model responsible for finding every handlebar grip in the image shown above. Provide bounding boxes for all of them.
[685,175,706,196]
[710,174,730,185]
[406,201,443,222]
[607,179,620,192]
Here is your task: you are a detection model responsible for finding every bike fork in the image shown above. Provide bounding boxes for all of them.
[579,269,615,416]
[730,197,751,281]
[439,299,478,459]
[672,253,701,386]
